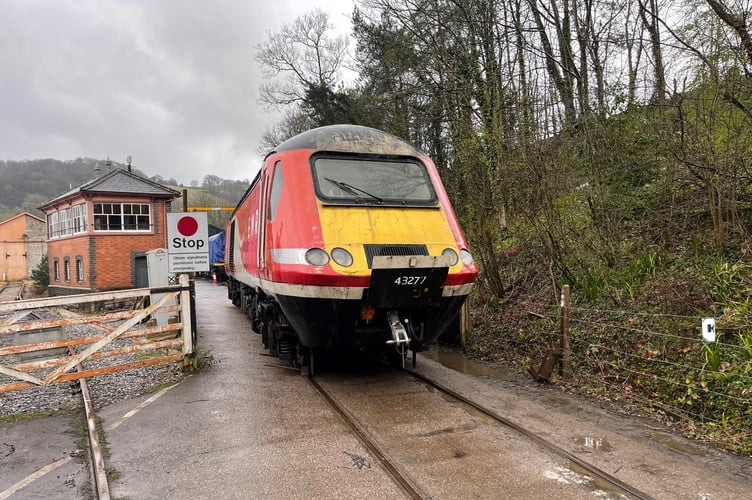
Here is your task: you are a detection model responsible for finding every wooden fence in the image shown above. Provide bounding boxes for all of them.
[0,274,193,394]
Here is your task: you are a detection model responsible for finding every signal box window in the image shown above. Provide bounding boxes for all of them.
[72,204,87,233]
[47,204,88,238]
[311,155,437,207]
[93,203,151,231]
[53,258,59,281]
[58,208,71,237]
[64,258,71,282]
[47,212,58,238]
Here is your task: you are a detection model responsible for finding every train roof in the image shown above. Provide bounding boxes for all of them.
[272,124,422,157]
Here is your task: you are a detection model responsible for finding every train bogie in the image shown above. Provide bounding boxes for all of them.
[225,125,477,369]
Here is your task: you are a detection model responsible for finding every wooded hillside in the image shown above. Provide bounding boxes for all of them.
[0,159,246,223]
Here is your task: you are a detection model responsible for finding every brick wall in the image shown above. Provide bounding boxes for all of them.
[92,232,167,288]
[47,234,90,292]
[48,200,172,296]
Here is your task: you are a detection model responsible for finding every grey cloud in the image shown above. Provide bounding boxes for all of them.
[0,0,346,184]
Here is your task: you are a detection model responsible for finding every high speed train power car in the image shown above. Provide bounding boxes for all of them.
[225,124,477,372]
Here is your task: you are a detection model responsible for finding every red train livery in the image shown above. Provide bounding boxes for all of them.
[225,125,477,370]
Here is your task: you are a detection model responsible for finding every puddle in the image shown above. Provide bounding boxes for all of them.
[564,462,628,499]
[421,349,517,381]
[575,436,614,453]
[647,432,710,457]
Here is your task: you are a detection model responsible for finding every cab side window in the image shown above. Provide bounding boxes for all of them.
[268,161,283,221]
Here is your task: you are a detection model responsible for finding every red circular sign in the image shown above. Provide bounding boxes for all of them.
[177,216,198,236]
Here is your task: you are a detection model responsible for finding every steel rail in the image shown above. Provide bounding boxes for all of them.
[68,346,111,500]
[307,376,428,500]
[0,281,23,302]
[404,367,655,500]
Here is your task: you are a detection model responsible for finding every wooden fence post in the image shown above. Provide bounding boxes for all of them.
[180,273,194,357]
[460,300,468,347]
[559,284,571,379]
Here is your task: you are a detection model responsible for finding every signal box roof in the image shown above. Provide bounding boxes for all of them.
[39,168,181,210]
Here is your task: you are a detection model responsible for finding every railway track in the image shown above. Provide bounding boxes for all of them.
[309,359,654,500]
[68,346,110,500]
[402,368,652,500]
[0,281,24,302]
[307,376,427,499]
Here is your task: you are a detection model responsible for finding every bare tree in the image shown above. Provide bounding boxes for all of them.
[256,8,349,108]
[527,0,579,124]
[257,108,313,152]
[624,0,644,107]
[637,0,667,103]
[704,0,752,68]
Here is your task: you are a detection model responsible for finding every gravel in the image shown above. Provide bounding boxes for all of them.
[0,305,185,419]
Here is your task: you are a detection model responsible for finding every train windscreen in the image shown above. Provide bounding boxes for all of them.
[311,156,438,207]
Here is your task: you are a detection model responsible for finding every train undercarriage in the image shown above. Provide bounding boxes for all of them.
[227,277,464,375]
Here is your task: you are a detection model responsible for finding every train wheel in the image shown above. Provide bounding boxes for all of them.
[250,296,262,334]
[238,285,246,311]
[260,305,274,350]
[275,326,296,361]
[261,320,269,349]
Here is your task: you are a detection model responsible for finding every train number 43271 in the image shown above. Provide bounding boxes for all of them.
[394,276,427,285]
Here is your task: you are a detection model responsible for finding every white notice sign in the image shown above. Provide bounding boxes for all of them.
[167,212,209,273]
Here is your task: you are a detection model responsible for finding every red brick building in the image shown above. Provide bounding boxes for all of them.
[38,168,181,296]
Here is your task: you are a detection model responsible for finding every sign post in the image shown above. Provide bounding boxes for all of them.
[167,212,209,273]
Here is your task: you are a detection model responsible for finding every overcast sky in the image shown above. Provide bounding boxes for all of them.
[0,0,354,185]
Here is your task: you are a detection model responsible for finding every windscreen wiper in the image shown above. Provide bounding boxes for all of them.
[324,177,384,203]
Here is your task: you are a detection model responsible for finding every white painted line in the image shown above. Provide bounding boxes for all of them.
[106,382,179,431]
[0,381,182,499]
[0,456,73,500]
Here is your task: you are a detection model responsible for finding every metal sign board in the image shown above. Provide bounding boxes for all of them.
[167,212,209,273]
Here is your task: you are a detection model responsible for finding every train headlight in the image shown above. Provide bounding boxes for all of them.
[331,247,353,267]
[305,248,330,266]
[460,249,475,265]
[441,248,459,266]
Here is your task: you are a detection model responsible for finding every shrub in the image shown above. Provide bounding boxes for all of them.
[30,254,49,291]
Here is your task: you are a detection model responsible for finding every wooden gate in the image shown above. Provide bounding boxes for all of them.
[0,275,194,394]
